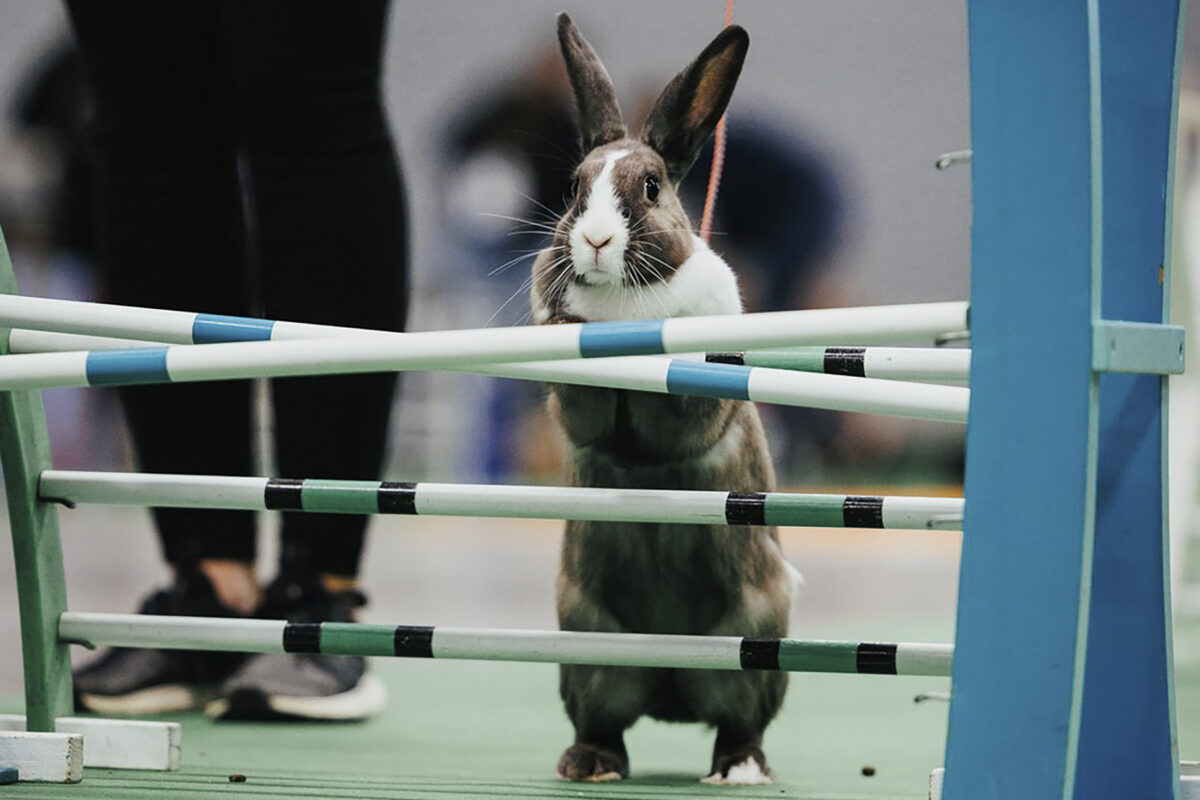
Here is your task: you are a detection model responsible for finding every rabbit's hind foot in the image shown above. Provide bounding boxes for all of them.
[556,741,629,782]
[701,744,773,786]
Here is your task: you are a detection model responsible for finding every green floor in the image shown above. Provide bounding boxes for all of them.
[3,616,1199,799]
[0,661,950,799]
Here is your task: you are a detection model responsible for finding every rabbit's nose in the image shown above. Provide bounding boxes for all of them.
[583,234,613,251]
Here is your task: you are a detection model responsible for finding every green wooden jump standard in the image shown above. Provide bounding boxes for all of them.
[947,1,1186,798]
[0,227,72,734]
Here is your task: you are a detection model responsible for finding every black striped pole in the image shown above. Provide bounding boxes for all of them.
[57,613,953,677]
[39,471,965,531]
[707,346,969,382]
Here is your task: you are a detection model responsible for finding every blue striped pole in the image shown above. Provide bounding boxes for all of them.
[0,296,970,420]
[0,338,969,424]
[38,470,965,531]
[0,298,969,397]
[0,295,969,352]
[10,331,971,424]
[15,331,972,384]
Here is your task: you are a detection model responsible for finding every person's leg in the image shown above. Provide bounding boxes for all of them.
[242,0,408,585]
[208,0,407,721]
[66,0,258,712]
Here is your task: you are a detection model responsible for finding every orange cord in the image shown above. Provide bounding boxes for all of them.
[698,0,735,244]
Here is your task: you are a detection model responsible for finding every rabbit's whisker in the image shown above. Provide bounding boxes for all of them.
[486,273,537,327]
[479,211,559,232]
[516,190,569,223]
[504,231,559,239]
[632,254,672,319]
[638,254,699,317]
[487,248,551,278]
[637,250,675,272]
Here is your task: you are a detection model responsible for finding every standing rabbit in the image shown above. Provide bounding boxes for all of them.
[531,14,796,785]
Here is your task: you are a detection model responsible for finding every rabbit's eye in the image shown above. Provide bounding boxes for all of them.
[644,175,661,204]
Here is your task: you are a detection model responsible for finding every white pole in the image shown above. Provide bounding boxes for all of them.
[41,472,268,511]
[862,347,970,382]
[0,295,197,342]
[430,628,743,670]
[745,367,967,422]
[59,613,286,653]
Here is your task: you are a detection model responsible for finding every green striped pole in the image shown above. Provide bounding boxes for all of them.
[708,347,970,382]
[38,471,965,531]
[57,613,953,677]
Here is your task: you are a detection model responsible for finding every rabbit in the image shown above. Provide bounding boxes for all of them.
[530,13,796,786]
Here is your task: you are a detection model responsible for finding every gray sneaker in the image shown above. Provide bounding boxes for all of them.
[206,573,386,721]
[73,569,247,714]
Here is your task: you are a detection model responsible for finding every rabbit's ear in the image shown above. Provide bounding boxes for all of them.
[641,25,749,184]
[558,13,628,153]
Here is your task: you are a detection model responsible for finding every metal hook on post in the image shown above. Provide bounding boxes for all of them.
[935,149,973,170]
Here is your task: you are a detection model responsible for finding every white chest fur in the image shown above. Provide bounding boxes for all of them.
[563,236,744,321]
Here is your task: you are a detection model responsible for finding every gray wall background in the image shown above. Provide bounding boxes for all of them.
[391,0,974,308]
[0,0,972,315]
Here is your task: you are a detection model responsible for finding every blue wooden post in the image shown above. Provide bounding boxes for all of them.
[1075,0,1184,797]
[946,1,1183,797]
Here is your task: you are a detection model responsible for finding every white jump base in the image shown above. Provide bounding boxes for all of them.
[0,730,82,783]
[0,715,180,772]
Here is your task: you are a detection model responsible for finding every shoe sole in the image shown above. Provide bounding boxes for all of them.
[77,684,210,715]
[206,673,387,722]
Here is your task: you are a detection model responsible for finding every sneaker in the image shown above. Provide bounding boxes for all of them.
[205,573,386,722]
[73,569,247,715]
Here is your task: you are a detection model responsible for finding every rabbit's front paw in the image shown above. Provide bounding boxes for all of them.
[547,313,587,325]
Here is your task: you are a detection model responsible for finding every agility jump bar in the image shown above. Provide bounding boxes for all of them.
[708,347,970,383]
[57,613,954,677]
[0,294,968,351]
[9,329,970,421]
[0,342,969,424]
[13,329,971,383]
[39,470,964,531]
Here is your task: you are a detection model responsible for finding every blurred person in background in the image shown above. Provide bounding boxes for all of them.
[65,0,409,721]
[437,46,579,483]
[2,42,125,470]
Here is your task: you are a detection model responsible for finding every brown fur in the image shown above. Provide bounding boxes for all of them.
[543,289,791,783]
[536,15,790,784]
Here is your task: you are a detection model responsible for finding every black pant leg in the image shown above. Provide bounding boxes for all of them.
[235,0,409,576]
[66,1,257,566]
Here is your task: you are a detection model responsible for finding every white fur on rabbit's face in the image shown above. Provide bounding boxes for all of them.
[568,148,632,286]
